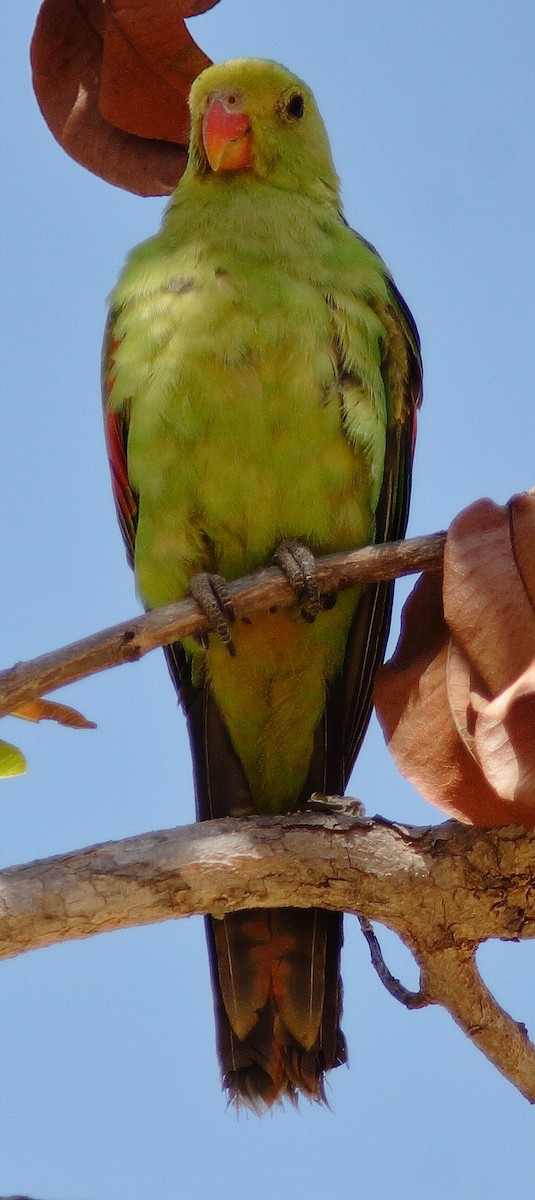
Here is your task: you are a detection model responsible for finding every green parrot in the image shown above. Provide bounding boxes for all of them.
[103,58,422,1109]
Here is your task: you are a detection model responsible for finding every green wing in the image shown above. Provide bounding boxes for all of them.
[325,261,422,793]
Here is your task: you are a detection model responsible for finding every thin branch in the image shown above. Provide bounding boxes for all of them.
[1,812,534,1101]
[0,532,444,718]
[357,916,428,1009]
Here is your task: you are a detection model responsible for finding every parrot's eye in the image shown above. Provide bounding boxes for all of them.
[284,92,305,120]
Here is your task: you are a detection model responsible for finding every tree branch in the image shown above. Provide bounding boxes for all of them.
[357,915,428,1008]
[419,946,535,1100]
[3,530,533,1101]
[0,532,444,717]
[1,812,534,1101]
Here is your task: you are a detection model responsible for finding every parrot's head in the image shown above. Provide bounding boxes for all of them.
[186,58,340,201]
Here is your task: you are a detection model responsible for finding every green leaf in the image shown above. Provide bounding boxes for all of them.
[0,739,27,778]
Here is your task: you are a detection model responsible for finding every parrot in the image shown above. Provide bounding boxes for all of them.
[103,57,422,1109]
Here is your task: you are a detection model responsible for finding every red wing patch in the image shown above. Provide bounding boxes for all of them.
[105,407,138,569]
[102,324,138,569]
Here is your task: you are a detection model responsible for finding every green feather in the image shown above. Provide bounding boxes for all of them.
[105,58,421,1105]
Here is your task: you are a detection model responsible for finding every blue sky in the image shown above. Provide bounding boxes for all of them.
[1,2,534,1196]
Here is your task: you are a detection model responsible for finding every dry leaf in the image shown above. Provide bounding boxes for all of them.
[375,491,535,826]
[473,661,535,809]
[374,573,510,824]
[13,698,96,730]
[30,0,219,194]
[444,495,535,694]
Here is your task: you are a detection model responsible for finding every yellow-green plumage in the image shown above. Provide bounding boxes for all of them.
[104,58,421,1107]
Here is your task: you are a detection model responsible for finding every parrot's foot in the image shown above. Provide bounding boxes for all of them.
[307,793,367,818]
[189,572,236,656]
[273,539,336,621]
[273,540,320,619]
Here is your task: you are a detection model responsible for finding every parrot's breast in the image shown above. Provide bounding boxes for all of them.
[111,193,388,808]
[122,261,378,599]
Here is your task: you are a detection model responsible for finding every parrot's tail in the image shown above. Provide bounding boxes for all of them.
[206,907,346,1109]
[168,651,348,1109]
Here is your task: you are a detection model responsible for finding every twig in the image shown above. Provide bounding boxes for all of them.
[357,916,428,1009]
[1,813,534,1102]
[0,532,445,718]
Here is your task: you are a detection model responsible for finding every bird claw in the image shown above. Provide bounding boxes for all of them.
[272,539,336,620]
[307,793,368,818]
[272,539,321,618]
[189,572,236,656]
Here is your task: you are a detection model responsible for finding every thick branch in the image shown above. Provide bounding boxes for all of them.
[1,813,534,1101]
[3,814,533,953]
[0,533,444,717]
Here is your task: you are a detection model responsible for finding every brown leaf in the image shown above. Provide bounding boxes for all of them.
[13,698,96,730]
[100,1,210,140]
[444,494,535,694]
[30,0,219,194]
[376,491,535,827]
[375,574,510,824]
[445,637,481,763]
[473,661,535,809]
[509,489,535,604]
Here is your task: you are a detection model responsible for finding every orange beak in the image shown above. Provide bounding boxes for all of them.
[202,98,252,172]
